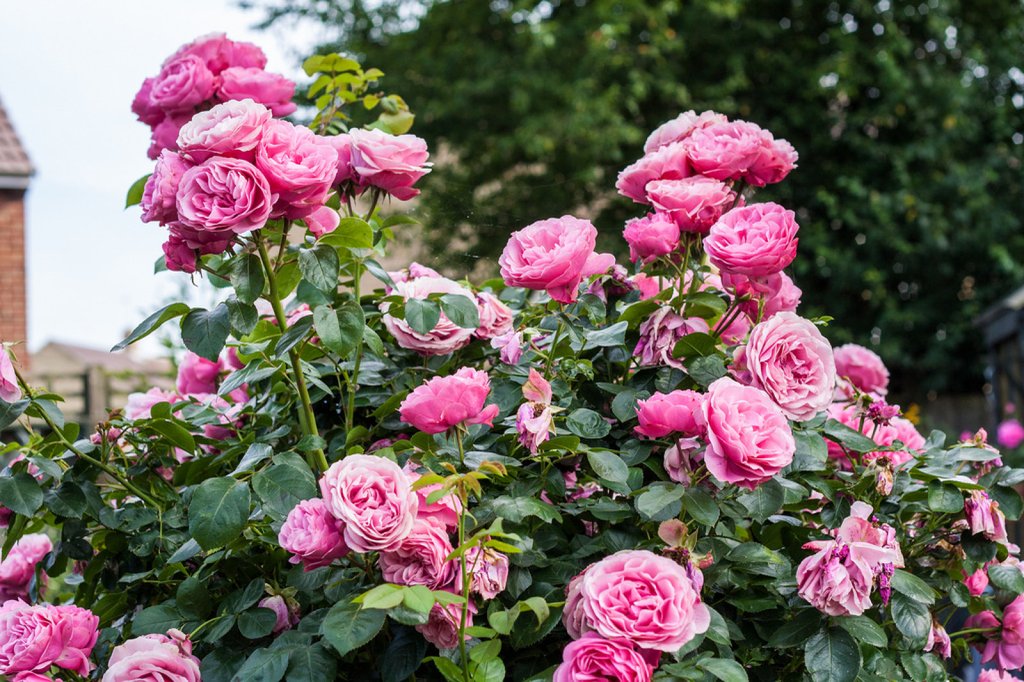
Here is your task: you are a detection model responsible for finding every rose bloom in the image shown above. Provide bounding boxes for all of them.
[278,498,349,571]
[704,202,800,278]
[147,112,193,160]
[491,330,523,365]
[965,566,990,597]
[176,157,275,236]
[381,276,477,355]
[664,437,703,484]
[966,490,1009,544]
[615,141,691,204]
[796,541,874,616]
[102,629,201,682]
[580,549,710,652]
[319,454,418,553]
[164,33,267,75]
[258,595,299,634]
[553,633,655,682]
[721,271,802,320]
[149,55,216,111]
[634,390,705,439]
[175,351,221,395]
[0,601,98,677]
[378,517,457,590]
[562,566,593,639]
[631,273,664,301]
[634,306,709,370]
[646,177,736,234]
[217,67,297,117]
[499,216,615,304]
[829,501,904,570]
[124,387,180,420]
[456,546,510,599]
[967,596,1024,670]
[980,670,1019,682]
[348,128,431,200]
[474,292,514,339]
[644,110,727,154]
[132,78,164,126]
[833,343,890,396]
[702,377,795,489]
[743,312,836,421]
[176,99,272,163]
[404,463,462,531]
[0,348,20,403]
[386,262,442,288]
[685,120,795,186]
[998,419,1024,450]
[399,367,499,435]
[622,212,680,264]
[0,534,53,602]
[140,150,191,225]
[746,137,799,187]
[925,619,952,659]
[255,119,339,219]
[415,600,475,650]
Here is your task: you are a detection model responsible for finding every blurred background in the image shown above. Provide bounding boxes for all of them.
[1,0,1023,435]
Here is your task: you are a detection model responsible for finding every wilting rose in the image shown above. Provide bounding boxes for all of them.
[491,330,523,365]
[646,177,736,234]
[796,542,874,616]
[456,546,510,599]
[176,99,272,163]
[925,619,951,659]
[102,629,201,682]
[833,343,889,396]
[149,55,215,111]
[217,67,296,116]
[399,367,499,435]
[348,128,431,200]
[258,595,299,634]
[615,141,692,204]
[704,202,799,278]
[644,110,727,154]
[634,390,705,439]
[415,601,475,650]
[176,157,275,236]
[378,517,457,590]
[634,306,709,370]
[966,490,1009,544]
[278,498,349,570]
[381,276,477,355]
[622,212,680,264]
[664,438,703,484]
[474,292,514,339]
[553,633,655,682]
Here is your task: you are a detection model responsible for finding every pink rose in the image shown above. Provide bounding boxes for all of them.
[176,99,272,163]
[325,134,356,187]
[0,348,20,403]
[147,112,193,160]
[634,306,709,370]
[925,619,951,659]
[703,378,795,489]
[704,202,799,278]
[980,670,1019,681]
[176,157,275,236]
[319,454,418,553]
[149,56,215,112]
[622,212,680,264]
[175,351,221,395]
[348,128,431,200]
[165,33,267,75]
[664,438,703,483]
[968,596,1024,670]
[378,517,456,590]
[825,404,924,467]
[474,292,514,339]
[562,567,594,639]
[631,273,663,301]
[278,498,349,570]
[634,390,705,439]
[499,216,616,304]
[796,542,874,616]
[404,464,462,531]
[554,633,654,682]
[456,546,509,599]
[965,566,990,596]
[0,601,98,677]
[386,262,442,288]
[124,387,179,420]
[746,137,799,187]
[0,535,52,602]
[644,110,728,154]
[831,502,904,570]
[743,312,836,421]
[966,490,1009,544]
[685,120,795,186]
[141,151,191,224]
[491,330,524,365]
[646,177,736,234]
[400,368,499,435]
[580,550,709,651]
[517,402,554,454]
[721,271,802,320]
[255,119,339,219]
[217,67,297,117]
[381,276,477,355]
[615,141,692,204]
[258,595,299,634]
[304,205,341,237]
[132,78,163,126]
[50,604,99,676]
[833,344,890,396]
[102,629,201,682]
[415,600,474,650]
[998,420,1024,450]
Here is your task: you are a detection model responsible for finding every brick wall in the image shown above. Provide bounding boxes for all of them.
[0,188,27,364]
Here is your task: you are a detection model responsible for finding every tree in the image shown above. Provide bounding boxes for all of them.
[247,0,1024,397]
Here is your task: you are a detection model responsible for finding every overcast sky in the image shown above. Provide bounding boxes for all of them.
[0,1,317,355]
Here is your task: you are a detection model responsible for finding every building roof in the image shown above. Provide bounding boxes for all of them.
[0,94,33,189]
[33,341,170,375]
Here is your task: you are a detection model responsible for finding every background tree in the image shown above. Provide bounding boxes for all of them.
[246,0,1024,400]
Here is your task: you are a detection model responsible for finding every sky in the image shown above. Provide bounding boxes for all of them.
[0,1,318,355]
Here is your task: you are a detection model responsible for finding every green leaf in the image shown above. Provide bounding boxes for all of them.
[682,487,720,526]
[225,297,259,335]
[768,609,823,648]
[230,254,266,304]
[111,302,190,352]
[239,608,279,639]
[737,478,785,522]
[488,495,562,523]
[233,648,289,682]
[219,363,279,397]
[275,316,314,357]
[320,217,374,249]
[298,245,340,292]
[582,321,627,349]
[988,563,1024,594]
[125,174,151,208]
[405,298,441,334]
[587,450,628,484]
[890,593,931,643]
[252,453,317,519]
[0,398,29,430]
[438,294,479,328]
[566,408,611,439]
[891,569,937,605]
[429,657,464,682]
[380,628,427,682]
[285,642,337,682]
[181,305,232,362]
[791,430,828,472]
[321,600,386,657]
[402,585,435,614]
[635,483,685,521]
[0,472,43,516]
[685,291,729,319]
[837,615,887,647]
[822,419,877,453]
[232,443,275,475]
[805,628,861,682]
[358,584,405,610]
[188,477,251,551]
[313,301,365,358]
[672,332,718,359]
[146,419,196,453]
[991,485,1024,521]
[701,658,748,682]
[686,354,728,387]
[926,480,963,513]
[132,603,182,636]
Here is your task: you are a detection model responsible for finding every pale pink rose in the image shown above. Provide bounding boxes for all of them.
[124,387,179,420]
[176,99,272,163]
[833,344,890,396]
[258,595,299,634]
[979,670,1019,681]
[924,619,951,659]
[967,597,1024,670]
[378,517,457,590]
[684,120,788,185]
[148,112,193,160]
[580,549,709,651]
[703,378,795,489]
[403,464,462,531]
[0,348,20,403]
[387,262,442,289]
[457,546,509,599]
[998,420,1024,450]
[644,110,727,154]
[381,276,476,355]
[631,273,663,300]
[102,629,201,682]
[966,490,1009,544]
[348,128,431,200]
[165,33,267,74]
[562,567,594,639]
[474,292,514,339]
[646,177,736,234]
[491,330,523,365]
[796,542,874,616]
[175,351,221,395]
[319,454,418,553]
[0,601,98,677]
[721,271,802,320]
[0,534,52,602]
[304,205,341,237]
[554,632,654,682]
[149,56,215,111]
[517,402,554,454]
[278,498,349,570]
[664,437,703,483]
[522,369,552,403]
[415,600,475,650]
[746,137,799,187]
[255,119,338,218]
[217,67,297,116]
[325,133,356,187]
[965,566,990,597]
[176,157,275,236]
[141,150,191,224]
[132,78,163,126]
[634,306,709,370]
[615,141,692,204]
[499,216,616,304]
[743,312,836,421]
[634,390,705,439]
[399,367,499,435]
[705,202,799,278]
[622,212,680,263]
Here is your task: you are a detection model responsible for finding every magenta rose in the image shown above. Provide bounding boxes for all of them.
[175,351,221,395]
[967,595,1024,670]
[319,454,418,553]
[474,292,514,339]
[966,490,1009,544]
[50,604,99,676]
[646,177,736,234]
[278,498,349,570]
[255,119,339,219]
[348,128,431,200]
[622,212,680,264]
[833,343,890,396]
[499,216,615,304]
[258,595,299,634]
[0,348,20,403]
[141,150,191,224]
[147,112,193,160]
[0,534,52,602]
[378,517,456,589]
[580,549,709,651]
[165,33,267,75]
[381,276,477,355]
[615,141,692,204]
[176,157,275,236]
[415,600,474,650]
[132,77,164,126]
[456,546,509,599]
[554,633,655,682]
[162,236,196,273]
[644,110,727,154]
[634,306,709,370]
[999,420,1024,450]
[0,601,98,677]
[562,566,594,639]
[149,56,215,112]
[796,541,874,616]
[965,566,990,597]
[176,99,272,163]
[703,377,795,489]
[217,67,297,116]
[705,202,799,278]
[684,119,782,183]
[634,390,705,439]
[399,367,499,435]
[102,629,201,682]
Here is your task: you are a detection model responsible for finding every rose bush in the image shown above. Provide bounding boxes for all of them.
[0,34,1021,682]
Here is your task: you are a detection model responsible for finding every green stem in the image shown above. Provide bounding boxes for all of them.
[544,317,566,378]
[345,257,363,438]
[946,626,998,638]
[255,233,330,473]
[455,467,471,682]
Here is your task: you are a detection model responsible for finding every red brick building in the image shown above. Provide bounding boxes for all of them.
[0,95,32,361]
